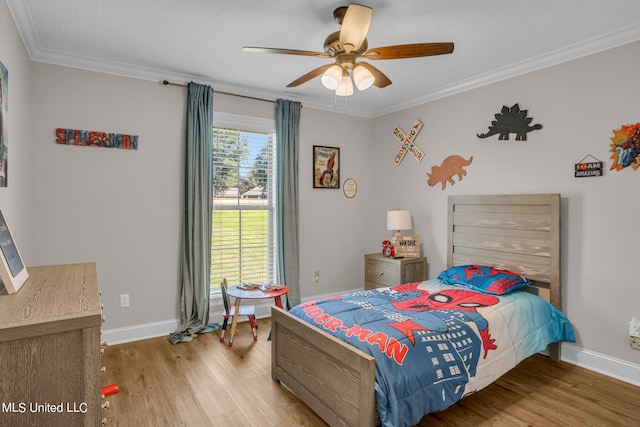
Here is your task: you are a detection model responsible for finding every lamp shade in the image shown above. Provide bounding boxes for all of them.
[353,64,374,91]
[335,70,354,96]
[321,65,342,90]
[387,210,412,231]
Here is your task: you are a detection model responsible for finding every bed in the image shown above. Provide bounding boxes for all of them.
[271,194,573,427]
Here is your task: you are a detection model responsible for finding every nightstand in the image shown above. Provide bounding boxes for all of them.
[365,253,427,290]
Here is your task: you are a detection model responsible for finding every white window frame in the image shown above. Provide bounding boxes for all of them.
[210,112,277,309]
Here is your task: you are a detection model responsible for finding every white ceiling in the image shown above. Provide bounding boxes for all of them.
[6,0,640,118]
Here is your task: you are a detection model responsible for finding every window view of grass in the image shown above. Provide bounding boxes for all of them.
[211,126,275,290]
[210,209,271,288]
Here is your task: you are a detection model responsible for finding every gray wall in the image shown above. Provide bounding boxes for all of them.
[28,63,377,333]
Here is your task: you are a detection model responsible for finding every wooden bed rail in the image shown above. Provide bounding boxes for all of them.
[271,306,377,427]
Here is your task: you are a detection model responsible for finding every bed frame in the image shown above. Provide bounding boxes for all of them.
[271,194,561,427]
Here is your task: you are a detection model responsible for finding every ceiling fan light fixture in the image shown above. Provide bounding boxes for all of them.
[353,64,375,90]
[335,71,353,97]
[244,6,454,93]
[321,65,342,90]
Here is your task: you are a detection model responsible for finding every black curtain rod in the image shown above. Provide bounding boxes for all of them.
[162,80,275,104]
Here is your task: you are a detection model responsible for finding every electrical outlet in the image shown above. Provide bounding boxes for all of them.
[313,270,320,283]
[630,317,640,338]
[120,293,130,308]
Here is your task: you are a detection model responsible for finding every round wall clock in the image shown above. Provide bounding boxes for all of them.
[343,178,357,198]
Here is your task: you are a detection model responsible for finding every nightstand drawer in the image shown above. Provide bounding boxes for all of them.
[364,253,427,290]
[366,259,399,287]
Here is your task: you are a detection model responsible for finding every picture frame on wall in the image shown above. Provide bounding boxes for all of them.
[0,208,28,294]
[0,60,8,187]
[313,145,340,189]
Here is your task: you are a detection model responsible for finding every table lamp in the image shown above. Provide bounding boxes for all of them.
[387,210,412,241]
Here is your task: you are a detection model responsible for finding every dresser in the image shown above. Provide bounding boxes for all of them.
[365,253,427,290]
[0,263,103,427]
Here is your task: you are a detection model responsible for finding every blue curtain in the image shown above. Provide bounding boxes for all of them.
[275,99,302,307]
[170,82,218,344]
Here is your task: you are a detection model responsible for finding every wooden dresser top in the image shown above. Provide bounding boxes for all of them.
[0,262,102,341]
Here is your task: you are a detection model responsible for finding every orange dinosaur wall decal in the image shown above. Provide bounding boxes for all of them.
[427,155,473,190]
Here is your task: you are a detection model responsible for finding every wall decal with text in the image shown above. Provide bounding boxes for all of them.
[392,120,424,165]
[55,128,138,150]
[574,155,603,178]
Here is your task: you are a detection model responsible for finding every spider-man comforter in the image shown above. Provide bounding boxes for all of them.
[288,279,575,427]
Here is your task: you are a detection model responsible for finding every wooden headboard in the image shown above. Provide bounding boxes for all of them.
[447,194,561,311]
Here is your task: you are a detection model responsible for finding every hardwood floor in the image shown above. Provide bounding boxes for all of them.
[102,318,640,426]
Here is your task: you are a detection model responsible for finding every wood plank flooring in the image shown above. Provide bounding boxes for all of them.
[101,318,640,426]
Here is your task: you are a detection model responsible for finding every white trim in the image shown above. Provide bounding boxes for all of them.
[101,298,277,345]
[300,288,362,303]
[213,112,276,134]
[9,0,640,120]
[561,343,640,387]
[101,318,180,346]
[370,23,640,118]
[101,291,640,389]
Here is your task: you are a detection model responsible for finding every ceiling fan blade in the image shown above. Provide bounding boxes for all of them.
[286,64,335,87]
[242,46,330,58]
[364,42,454,60]
[358,62,392,88]
[339,4,372,53]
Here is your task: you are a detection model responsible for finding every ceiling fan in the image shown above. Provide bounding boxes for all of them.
[242,4,454,96]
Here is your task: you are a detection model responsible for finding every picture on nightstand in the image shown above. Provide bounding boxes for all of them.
[0,208,28,294]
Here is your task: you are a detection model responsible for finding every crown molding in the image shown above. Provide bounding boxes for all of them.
[371,22,640,118]
[8,0,640,119]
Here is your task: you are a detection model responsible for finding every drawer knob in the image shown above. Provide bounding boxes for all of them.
[377,271,384,276]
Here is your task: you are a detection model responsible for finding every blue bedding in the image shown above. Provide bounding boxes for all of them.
[288,279,575,427]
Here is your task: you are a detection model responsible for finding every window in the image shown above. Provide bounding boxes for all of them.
[211,114,276,290]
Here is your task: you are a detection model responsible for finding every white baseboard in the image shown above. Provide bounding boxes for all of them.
[102,295,640,389]
[101,301,274,346]
[102,318,180,346]
[561,343,640,387]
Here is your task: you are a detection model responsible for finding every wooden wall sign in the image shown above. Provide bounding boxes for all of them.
[392,120,424,165]
[56,128,138,150]
[574,155,603,177]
